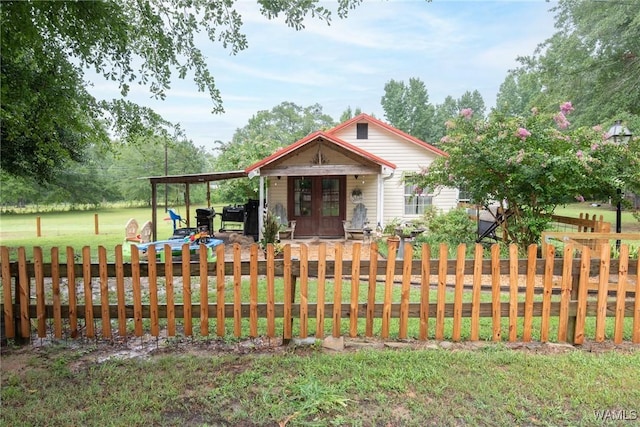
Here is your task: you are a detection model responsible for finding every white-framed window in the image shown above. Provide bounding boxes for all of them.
[404,184,432,215]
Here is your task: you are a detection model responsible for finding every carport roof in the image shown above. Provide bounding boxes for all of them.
[144,170,247,184]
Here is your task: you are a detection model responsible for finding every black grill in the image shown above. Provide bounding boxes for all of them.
[220,205,245,231]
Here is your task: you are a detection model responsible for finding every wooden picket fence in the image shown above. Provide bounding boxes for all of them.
[1,241,638,345]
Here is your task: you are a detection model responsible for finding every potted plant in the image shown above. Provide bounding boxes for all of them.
[261,210,283,257]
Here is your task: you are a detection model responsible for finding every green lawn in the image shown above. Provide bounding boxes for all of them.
[0,202,637,262]
[555,201,639,232]
[0,205,226,262]
[1,343,638,426]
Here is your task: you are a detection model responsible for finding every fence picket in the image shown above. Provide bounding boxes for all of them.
[316,243,327,338]
[249,244,259,338]
[491,244,502,342]
[265,244,275,338]
[595,243,611,342]
[283,244,293,340]
[634,252,640,344]
[452,244,465,342]
[164,244,175,337]
[435,243,447,340]
[470,244,483,341]
[148,246,159,337]
[332,244,343,338]
[557,244,573,342]
[115,245,127,338]
[131,247,143,337]
[508,244,518,342]
[366,242,379,338]
[233,243,242,337]
[18,247,29,339]
[613,245,629,344]
[350,242,362,338]
[34,247,46,338]
[419,243,431,341]
[99,246,111,339]
[214,244,224,337]
[522,245,537,342]
[300,244,309,338]
[1,246,15,339]
[574,247,591,345]
[399,243,413,339]
[183,245,193,336]
[82,246,94,338]
[66,247,77,337]
[382,240,397,339]
[541,245,555,342]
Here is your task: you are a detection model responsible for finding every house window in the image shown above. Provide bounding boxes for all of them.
[458,188,472,203]
[356,123,368,139]
[404,184,432,215]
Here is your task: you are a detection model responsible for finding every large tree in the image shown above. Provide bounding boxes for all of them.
[212,102,336,203]
[0,0,361,182]
[380,78,436,143]
[503,0,639,126]
[495,66,544,117]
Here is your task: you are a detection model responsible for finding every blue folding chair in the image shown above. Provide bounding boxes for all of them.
[167,208,187,231]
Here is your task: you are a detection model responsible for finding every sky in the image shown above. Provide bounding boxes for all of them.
[91,0,559,152]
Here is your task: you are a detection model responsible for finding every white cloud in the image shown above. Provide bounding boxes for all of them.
[88,0,559,150]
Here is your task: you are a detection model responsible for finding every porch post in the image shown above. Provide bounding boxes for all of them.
[258,175,265,241]
[377,173,384,228]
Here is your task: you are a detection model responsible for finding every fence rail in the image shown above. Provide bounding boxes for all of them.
[1,241,638,345]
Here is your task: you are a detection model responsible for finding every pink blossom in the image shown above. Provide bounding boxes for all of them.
[575,195,585,202]
[592,125,602,132]
[591,143,599,151]
[560,101,574,115]
[516,127,531,140]
[440,135,451,144]
[554,112,570,129]
[576,150,583,159]
[460,108,473,119]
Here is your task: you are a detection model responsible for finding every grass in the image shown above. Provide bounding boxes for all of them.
[1,344,639,426]
[0,202,637,262]
[0,205,227,262]
[1,204,638,425]
[555,202,639,232]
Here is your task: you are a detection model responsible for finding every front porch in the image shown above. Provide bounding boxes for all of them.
[245,132,396,241]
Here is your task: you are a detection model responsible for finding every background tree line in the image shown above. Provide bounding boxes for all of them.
[1,0,637,212]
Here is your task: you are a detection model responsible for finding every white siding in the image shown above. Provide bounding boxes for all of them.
[346,175,377,228]
[333,123,455,227]
[267,177,288,214]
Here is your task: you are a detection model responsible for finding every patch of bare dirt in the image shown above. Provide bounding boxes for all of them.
[2,335,637,377]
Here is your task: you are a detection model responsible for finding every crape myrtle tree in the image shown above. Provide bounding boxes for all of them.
[405,103,640,250]
[0,0,364,183]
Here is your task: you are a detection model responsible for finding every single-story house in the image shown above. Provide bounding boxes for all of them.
[245,113,459,239]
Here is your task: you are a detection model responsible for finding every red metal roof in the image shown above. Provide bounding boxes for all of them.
[244,131,396,175]
[327,113,448,157]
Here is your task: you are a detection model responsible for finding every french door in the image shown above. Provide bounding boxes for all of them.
[288,176,345,237]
